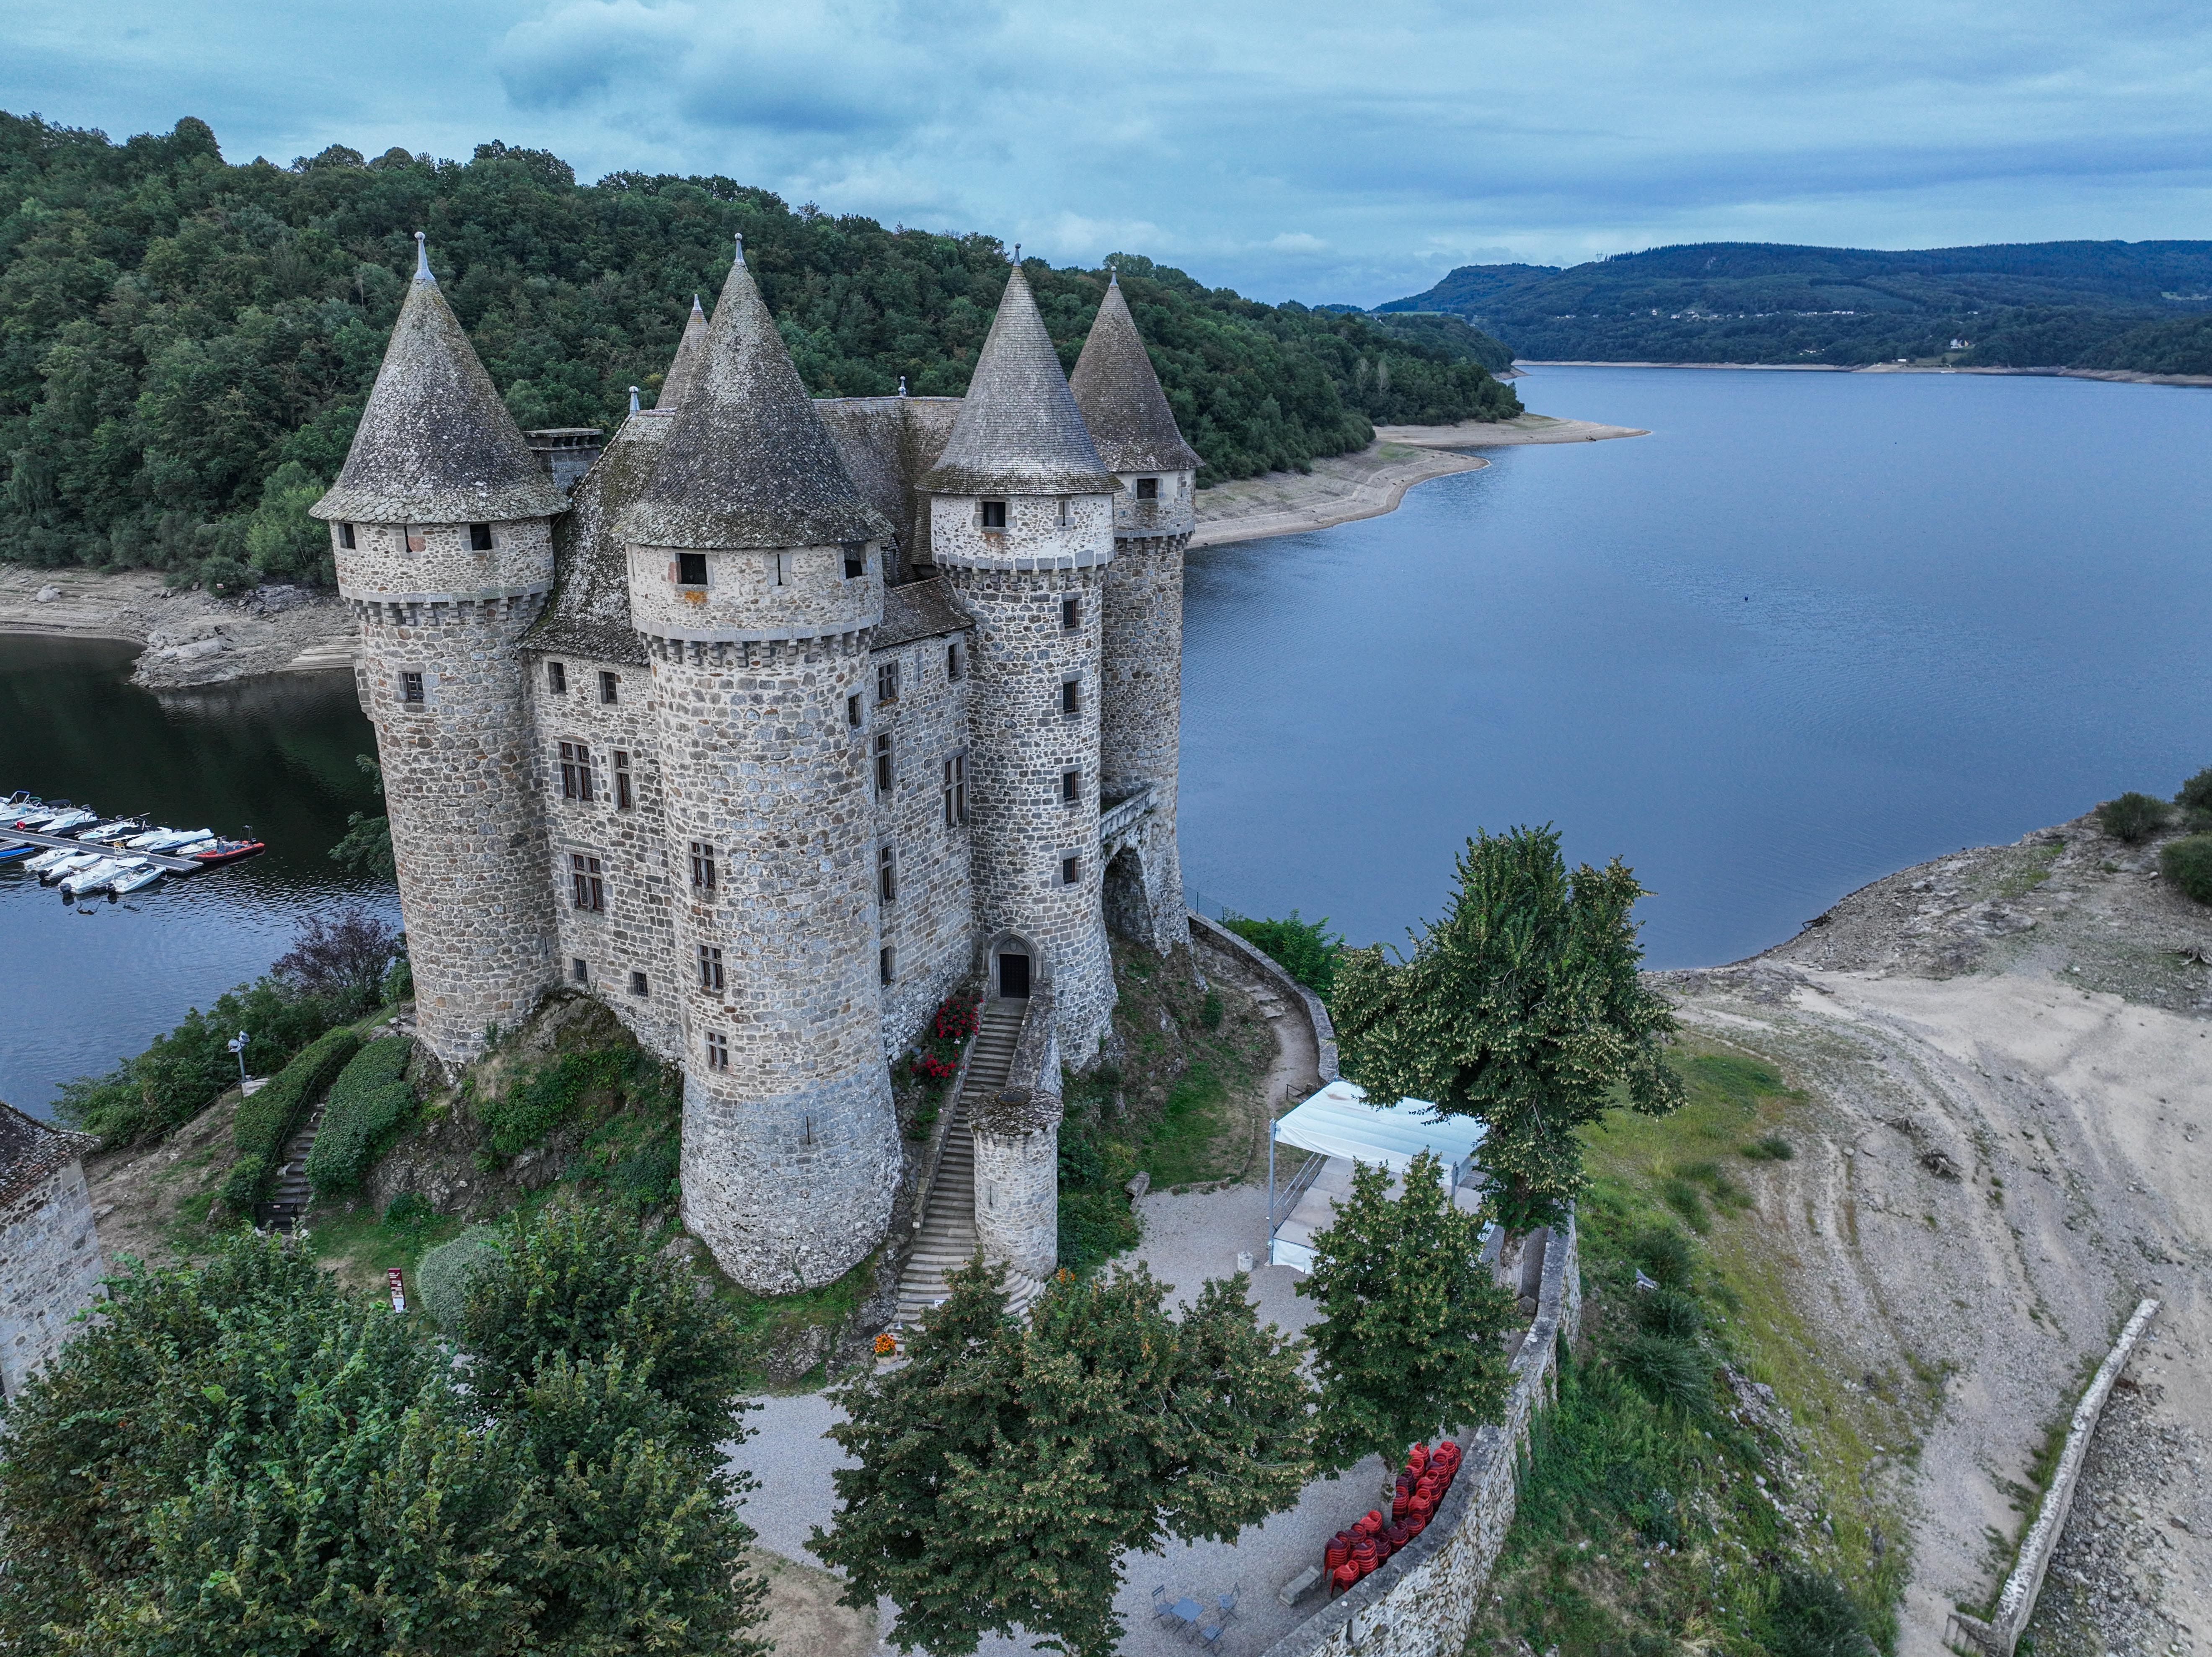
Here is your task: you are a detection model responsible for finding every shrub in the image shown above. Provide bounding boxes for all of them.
[1743,1133,1796,1161]
[273,905,402,1007]
[475,1048,627,1157]
[1630,1225,1697,1289]
[1619,1331,1711,1413]
[2176,766,2212,817]
[220,1025,361,1211]
[415,1225,504,1328]
[1765,1567,1878,1657]
[304,1035,416,1194]
[2096,791,2171,844]
[2160,834,2212,904]
[1634,1284,1706,1342]
[1222,910,1344,1001]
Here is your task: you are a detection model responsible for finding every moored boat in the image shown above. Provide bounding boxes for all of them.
[59,858,127,897]
[0,840,33,863]
[37,850,100,881]
[108,862,164,895]
[185,836,267,869]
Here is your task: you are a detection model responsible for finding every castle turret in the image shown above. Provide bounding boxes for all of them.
[618,240,899,1292]
[657,294,708,411]
[922,260,1120,1057]
[313,233,568,1064]
[1071,271,1200,956]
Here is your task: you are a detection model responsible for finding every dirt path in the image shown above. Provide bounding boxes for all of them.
[1659,810,2212,1656]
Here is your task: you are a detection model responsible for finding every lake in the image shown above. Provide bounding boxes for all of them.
[0,638,388,1118]
[1178,366,2212,966]
[7,366,2210,1115]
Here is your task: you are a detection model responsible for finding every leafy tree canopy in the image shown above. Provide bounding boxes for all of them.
[1298,1148,1520,1469]
[1331,825,1684,1233]
[811,1258,1311,1657]
[0,112,1517,587]
[0,1222,765,1656]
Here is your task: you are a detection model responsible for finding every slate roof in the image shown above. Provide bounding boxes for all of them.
[0,1099,94,1208]
[1070,275,1201,475]
[313,235,569,525]
[617,246,890,551]
[525,412,673,664]
[656,295,709,412]
[920,263,1119,497]
[873,576,974,650]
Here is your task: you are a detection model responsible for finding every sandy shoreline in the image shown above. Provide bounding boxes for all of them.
[1189,413,1645,549]
[1522,358,2212,388]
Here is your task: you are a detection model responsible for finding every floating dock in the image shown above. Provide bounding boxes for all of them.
[0,827,207,872]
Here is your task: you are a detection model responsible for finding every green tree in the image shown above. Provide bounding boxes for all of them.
[812,1258,1311,1657]
[1331,826,1683,1236]
[1224,909,1344,1001]
[0,1227,765,1656]
[328,752,394,880]
[1297,1149,1519,1469]
[242,459,332,583]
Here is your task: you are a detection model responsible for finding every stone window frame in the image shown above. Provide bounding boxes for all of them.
[880,944,897,986]
[612,750,633,810]
[874,732,895,798]
[547,660,568,695]
[1059,674,1082,718]
[337,521,356,550]
[942,751,967,827]
[1135,476,1160,501]
[1054,848,1082,888]
[876,659,900,705]
[768,550,793,588]
[569,852,605,913]
[468,523,494,552]
[698,943,725,993]
[598,670,620,705]
[398,669,427,707]
[1058,765,1082,807]
[705,1030,729,1070]
[877,841,898,903]
[946,641,963,682]
[629,970,650,997]
[980,499,1008,531]
[689,840,717,893]
[1060,595,1081,632]
[842,542,868,579]
[1056,497,1072,528]
[847,692,865,729]
[676,552,709,588]
[558,740,596,803]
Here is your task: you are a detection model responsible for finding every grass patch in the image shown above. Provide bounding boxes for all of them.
[305,1190,467,1288]
[713,1252,877,1391]
[1988,840,2063,900]
[1141,1063,1236,1188]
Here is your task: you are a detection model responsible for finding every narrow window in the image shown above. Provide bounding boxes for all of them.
[677,552,708,586]
[847,693,863,728]
[1057,497,1071,527]
[400,671,424,705]
[874,733,894,796]
[1061,596,1080,632]
[698,944,725,993]
[613,750,633,810]
[705,1030,729,1070]
[946,642,963,682]
[1060,767,1080,805]
[404,524,425,553]
[570,853,605,912]
[468,523,494,551]
[1136,476,1159,501]
[880,945,897,986]
[1060,677,1080,716]
[878,844,897,903]
[689,840,716,893]
[1059,852,1080,886]
[548,661,567,694]
[942,754,966,826]
[980,499,1007,529]
[571,957,589,983]
[599,671,619,705]
[338,522,356,549]
[876,661,899,704]
[843,544,866,579]
[559,741,594,803]
[770,551,790,587]
[629,970,649,996]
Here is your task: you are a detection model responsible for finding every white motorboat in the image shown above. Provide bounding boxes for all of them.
[37,850,100,880]
[79,818,143,843]
[9,807,67,831]
[167,836,217,858]
[60,858,127,897]
[38,808,97,836]
[23,845,83,875]
[108,862,163,895]
[131,827,213,852]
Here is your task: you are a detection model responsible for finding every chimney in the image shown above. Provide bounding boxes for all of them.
[523,428,604,495]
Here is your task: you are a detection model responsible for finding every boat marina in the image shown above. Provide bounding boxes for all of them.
[1,792,266,899]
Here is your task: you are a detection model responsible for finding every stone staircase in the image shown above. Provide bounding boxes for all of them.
[895,1001,1047,1327]
[257,1103,323,1234]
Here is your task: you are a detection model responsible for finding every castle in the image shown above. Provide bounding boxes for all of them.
[311,234,1198,1293]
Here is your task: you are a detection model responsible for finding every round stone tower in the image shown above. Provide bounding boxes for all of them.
[1071,271,1202,957]
[312,234,568,1065]
[922,261,1121,1060]
[618,241,900,1293]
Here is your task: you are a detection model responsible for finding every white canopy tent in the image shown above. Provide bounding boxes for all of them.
[1266,1079,1487,1271]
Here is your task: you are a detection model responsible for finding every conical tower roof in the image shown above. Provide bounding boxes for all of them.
[1070,274,1201,474]
[656,294,709,411]
[921,262,1119,496]
[618,245,889,549]
[313,235,567,524]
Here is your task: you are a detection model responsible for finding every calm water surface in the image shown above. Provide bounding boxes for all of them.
[1179,366,2212,965]
[0,638,389,1117]
[7,369,2209,1110]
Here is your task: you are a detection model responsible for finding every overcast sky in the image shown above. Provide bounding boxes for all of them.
[8,0,2212,305]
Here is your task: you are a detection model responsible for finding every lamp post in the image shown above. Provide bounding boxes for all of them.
[227,1030,249,1088]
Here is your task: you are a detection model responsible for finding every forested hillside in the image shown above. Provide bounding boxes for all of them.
[0,113,1516,591]
[1377,241,2212,372]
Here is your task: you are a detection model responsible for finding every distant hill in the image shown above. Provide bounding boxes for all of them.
[0,112,1517,590]
[1374,241,2212,372]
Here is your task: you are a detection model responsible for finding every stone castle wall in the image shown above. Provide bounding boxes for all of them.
[527,648,682,1060]
[969,991,1063,1278]
[1,1159,104,1400]
[653,629,899,1292]
[626,539,884,645]
[867,629,979,1053]
[1099,523,1190,955]
[346,515,560,1063]
[936,558,1116,1063]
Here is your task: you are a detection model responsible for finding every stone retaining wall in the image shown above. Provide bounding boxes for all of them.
[1187,911,1339,1082]
[1256,1215,1581,1657]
